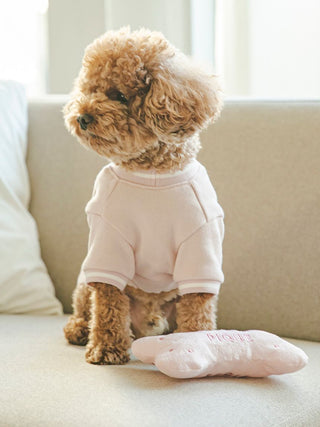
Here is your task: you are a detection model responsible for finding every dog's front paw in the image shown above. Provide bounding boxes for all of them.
[64,315,89,346]
[85,343,130,365]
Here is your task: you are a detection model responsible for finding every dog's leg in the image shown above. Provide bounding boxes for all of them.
[64,282,91,345]
[85,283,132,365]
[175,293,218,332]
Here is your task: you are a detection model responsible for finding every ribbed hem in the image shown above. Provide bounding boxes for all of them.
[83,270,128,291]
[178,281,221,296]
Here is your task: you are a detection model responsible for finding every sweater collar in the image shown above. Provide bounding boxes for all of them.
[109,159,200,187]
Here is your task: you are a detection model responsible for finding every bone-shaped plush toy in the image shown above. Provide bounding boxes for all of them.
[131,330,308,379]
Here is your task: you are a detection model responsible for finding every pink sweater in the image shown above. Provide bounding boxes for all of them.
[78,159,224,295]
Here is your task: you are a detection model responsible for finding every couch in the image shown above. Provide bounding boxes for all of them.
[1,98,319,426]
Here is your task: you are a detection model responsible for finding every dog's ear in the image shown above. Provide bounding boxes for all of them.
[143,63,223,142]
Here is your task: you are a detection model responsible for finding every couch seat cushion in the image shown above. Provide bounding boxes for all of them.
[1,315,319,426]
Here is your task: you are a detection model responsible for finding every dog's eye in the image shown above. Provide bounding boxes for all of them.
[106,89,128,105]
[117,92,128,104]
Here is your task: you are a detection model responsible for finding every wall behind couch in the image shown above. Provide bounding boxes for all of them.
[47,0,196,94]
[47,0,105,94]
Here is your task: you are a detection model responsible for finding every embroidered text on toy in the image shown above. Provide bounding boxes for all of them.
[206,332,254,343]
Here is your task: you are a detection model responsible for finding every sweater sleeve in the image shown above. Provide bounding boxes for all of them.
[81,213,135,291]
[173,217,224,295]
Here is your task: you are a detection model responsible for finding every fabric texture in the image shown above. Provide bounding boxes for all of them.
[79,160,224,295]
[1,315,320,427]
[0,81,62,314]
[132,330,308,379]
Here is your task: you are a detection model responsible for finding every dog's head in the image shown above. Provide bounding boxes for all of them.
[64,27,223,167]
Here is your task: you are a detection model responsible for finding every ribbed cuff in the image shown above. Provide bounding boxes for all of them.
[178,281,221,296]
[83,270,128,291]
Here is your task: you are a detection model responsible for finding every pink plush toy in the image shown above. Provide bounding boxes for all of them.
[131,330,308,379]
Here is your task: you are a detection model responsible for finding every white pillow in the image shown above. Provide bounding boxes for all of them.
[0,81,63,314]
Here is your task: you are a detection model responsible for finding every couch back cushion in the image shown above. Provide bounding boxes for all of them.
[27,99,320,341]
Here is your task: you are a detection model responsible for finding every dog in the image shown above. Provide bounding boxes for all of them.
[63,27,224,365]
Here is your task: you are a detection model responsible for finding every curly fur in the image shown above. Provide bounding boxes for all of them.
[64,282,91,345]
[64,27,222,171]
[126,286,178,339]
[175,293,218,332]
[63,27,223,365]
[85,283,132,365]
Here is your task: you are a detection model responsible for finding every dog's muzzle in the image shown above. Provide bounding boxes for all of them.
[77,114,94,130]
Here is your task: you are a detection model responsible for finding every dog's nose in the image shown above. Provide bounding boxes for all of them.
[77,114,94,130]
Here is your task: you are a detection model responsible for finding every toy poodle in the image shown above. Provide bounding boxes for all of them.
[63,27,224,365]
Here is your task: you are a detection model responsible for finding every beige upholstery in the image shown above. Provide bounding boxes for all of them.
[1,315,320,426]
[199,101,320,342]
[1,98,319,426]
[27,98,320,341]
